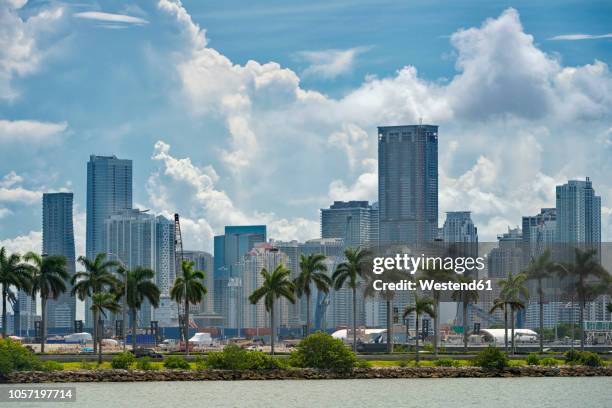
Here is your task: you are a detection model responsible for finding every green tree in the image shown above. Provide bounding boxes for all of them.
[249,264,296,355]
[170,260,206,356]
[0,248,31,337]
[332,247,369,352]
[90,292,121,364]
[363,268,407,353]
[23,253,69,353]
[117,267,161,350]
[402,295,435,364]
[555,247,610,351]
[523,249,556,353]
[418,265,455,358]
[451,275,479,352]
[294,253,331,336]
[499,272,528,355]
[71,254,120,354]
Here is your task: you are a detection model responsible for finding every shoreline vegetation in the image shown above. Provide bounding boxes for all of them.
[2,334,611,384]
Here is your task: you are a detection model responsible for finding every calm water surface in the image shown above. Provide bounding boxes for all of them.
[1,377,611,407]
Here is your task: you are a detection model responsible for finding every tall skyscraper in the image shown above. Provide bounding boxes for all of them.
[555,178,601,245]
[86,155,132,328]
[522,208,556,259]
[321,201,377,248]
[214,225,266,328]
[103,209,175,327]
[42,192,76,332]
[378,125,438,244]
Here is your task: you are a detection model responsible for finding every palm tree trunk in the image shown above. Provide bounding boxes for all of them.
[131,309,137,351]
[306,293,311,337]
[352,286,357,352]
[96,312,102,365]
[2,288,7,338]
[185,296,190,356]
[463,301,468,352]
[270,303,275,355]
[511,309,516,355]
[415,314,420,365]
[538,280,544,353]
[41,296,47,353]
[504,307,508,352]
[579,299,584,352]
[93,308,98,355]
[386,299,393,353]
[433,295,439,358]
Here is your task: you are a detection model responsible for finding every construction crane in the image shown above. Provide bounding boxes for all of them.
[174,213,185,343]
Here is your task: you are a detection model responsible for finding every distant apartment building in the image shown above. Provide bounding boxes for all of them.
[103,209,175,328]
[85,155,132,328]
[182,250,214,314]
[238,243,292,330]
[487,227,523,279]
[42,192,76,333]
[214,225,266,328]
[555,178,601,245]
[378,125,438,244]
[320,201,378,248]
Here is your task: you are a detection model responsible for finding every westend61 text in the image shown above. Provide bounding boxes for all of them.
[372,279,493,292]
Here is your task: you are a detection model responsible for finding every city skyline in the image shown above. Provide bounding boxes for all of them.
[1,1,611,257]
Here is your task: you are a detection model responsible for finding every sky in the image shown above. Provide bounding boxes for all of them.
[1,0,611,259]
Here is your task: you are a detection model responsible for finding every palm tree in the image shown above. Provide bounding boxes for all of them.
[249,264,296,355]
[555,248,609,351]
[71,254,120,353]
[489,298,509,352]
[117,267,161,350]
[403,295,435,364]
[363,268,407,353]
[524,249,555,353]
[418,265,455,358]
[294,253,331,337]
[451,276,479,352]
[499,272,529,355]
[332,247,369,352]
[90,292,121,364]
[0,247,31,338]
[23,253,69,353]
[170,260,206,356]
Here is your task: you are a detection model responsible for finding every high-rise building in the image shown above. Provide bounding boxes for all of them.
[487,227,523,279]
[42,192,76,332]
[214,226,266,328]
[442,211,478,244]
[555,178,601,245]
[321,201,377,248]
[182,250,214,314]
[86,155,132,328]
[378,125,438,244]
[103,209,175,327]
[239,243,291,330]
[522,208,556,259]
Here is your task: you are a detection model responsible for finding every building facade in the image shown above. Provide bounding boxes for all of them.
[42,192,76,332]
[214,225,267,328]
[103,209,175,328]
[378,125,438,244]
[321,201,378,248]
[85,155,132,328]
[182,250,214,314]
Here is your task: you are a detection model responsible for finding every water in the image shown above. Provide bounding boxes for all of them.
[1,377,610,407]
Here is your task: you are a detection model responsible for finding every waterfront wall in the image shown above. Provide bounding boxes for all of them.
[4,366,612,383]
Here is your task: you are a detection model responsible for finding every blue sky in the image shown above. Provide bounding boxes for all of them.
[1,0,611,256]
